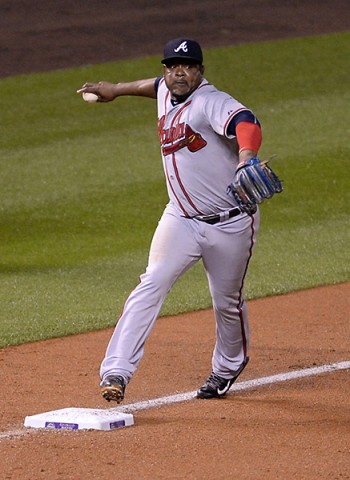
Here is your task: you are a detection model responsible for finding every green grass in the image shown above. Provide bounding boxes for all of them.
[0,32,349,347]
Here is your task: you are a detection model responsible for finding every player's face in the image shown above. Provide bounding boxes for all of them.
[163,62,204,101]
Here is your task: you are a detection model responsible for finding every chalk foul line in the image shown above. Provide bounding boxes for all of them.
[117,360,350,413]
[0,360,349,440]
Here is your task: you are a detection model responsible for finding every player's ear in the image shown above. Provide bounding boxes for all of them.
[199,65,205,74]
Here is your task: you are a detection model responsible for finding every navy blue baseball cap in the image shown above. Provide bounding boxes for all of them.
[161,38,203,65]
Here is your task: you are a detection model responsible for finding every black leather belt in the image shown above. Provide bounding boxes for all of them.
[194,207,241,225]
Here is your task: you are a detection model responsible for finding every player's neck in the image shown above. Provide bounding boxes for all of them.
[170,85,198,105]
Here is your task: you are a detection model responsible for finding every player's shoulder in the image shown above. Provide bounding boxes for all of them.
[195,79,217,95]
[194,80,248,119]
[194,81,235,113]
[195,80,232,101]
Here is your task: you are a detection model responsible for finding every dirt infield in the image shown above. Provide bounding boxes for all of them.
[1,284,349,479]
[1,0,350,78]
[1,1,349,479]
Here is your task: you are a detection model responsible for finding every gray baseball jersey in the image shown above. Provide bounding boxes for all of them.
[157,77,250,217]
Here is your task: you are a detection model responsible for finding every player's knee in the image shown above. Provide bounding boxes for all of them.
[212,291,241,314]
[140,268,174,295]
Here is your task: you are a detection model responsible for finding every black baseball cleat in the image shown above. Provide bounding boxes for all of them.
[100,375,126,403]
[197,357,249,399]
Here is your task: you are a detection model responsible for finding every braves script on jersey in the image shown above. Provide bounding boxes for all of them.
[157,77,250,217]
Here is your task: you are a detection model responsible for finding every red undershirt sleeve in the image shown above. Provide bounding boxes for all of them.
[235,121,262,154]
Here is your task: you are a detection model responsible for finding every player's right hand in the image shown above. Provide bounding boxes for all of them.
[77,81,118,102]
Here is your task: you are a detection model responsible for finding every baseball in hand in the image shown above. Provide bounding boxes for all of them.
[82,92,99,103]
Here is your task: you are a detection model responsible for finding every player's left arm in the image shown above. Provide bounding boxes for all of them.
[227,110,262,165]
[227,111,283,213]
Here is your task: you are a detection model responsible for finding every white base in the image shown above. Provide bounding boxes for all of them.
[24,407,134,431]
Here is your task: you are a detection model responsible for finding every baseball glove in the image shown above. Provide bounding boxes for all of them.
[228,157,283,215]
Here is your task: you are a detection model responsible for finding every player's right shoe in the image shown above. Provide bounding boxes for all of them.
[197,357,249,399]
[100,375,126,403]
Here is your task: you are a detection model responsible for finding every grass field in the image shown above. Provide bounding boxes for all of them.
[1,32,349,347]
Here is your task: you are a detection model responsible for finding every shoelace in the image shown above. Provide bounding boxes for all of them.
[206,372,228,388]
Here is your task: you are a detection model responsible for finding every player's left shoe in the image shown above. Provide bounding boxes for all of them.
[100,375,126,403]
[197,357,249,399]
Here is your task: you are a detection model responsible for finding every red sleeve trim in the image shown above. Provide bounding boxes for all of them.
[236,121,262,154]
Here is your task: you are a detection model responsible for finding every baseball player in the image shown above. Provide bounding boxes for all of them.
[78,38,269,403]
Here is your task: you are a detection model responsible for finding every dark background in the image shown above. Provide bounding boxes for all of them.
[1,0,349,77]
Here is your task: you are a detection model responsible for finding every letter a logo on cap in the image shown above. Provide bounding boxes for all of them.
[174,41,188,53]
[162,38,203,65]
